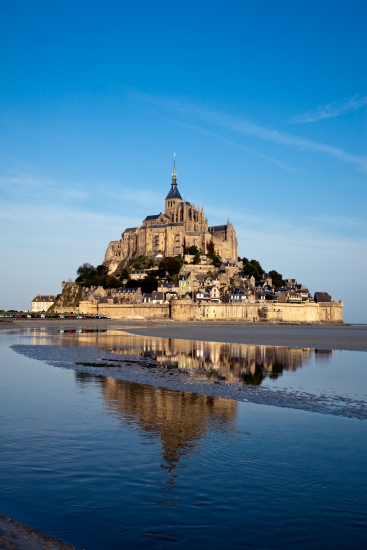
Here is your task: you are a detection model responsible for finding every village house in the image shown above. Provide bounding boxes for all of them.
[207,285,221,302]
[195,290,211,302]
[158,281,179,295]
[143,291,165,304]
[287,291,303,304]
[111,287,143,303]
[129,269,155,280]
[284,278,297,289]
[31,295,56,312]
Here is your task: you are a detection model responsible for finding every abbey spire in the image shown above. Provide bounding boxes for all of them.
[172,152,177,185]
[166,153,182,201]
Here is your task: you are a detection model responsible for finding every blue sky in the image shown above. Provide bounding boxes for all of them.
[0,0,366,321]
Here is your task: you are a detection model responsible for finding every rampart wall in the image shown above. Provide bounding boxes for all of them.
[170,301,343,323]
[56,300,343,323]
[76,302,170,319]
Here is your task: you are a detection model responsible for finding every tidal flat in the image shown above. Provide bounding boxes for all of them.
[1,324,366,549]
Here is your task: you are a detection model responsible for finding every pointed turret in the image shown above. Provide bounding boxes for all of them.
[165,153,183,219]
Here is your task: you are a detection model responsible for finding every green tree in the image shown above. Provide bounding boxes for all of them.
[96,264,109,276]
[206,239,222,267]
[158,257,181,278]
[104,275,121,288]
[211,255,222,267]
[249,259,264,277]
[116,268,130,280]
[173,255,184,268]
[141,276,158,294]
[125,279,140,288]
[188,245,200,256]
[193,252,201,264]
[268,270,285,288]
[76,263,96,282]
[243,262,260,280]
[241,256,249,265]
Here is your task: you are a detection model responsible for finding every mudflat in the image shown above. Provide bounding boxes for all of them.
[0,512,79,550]
[11,319,367,351]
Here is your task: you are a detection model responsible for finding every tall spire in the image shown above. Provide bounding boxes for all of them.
[172,152,177,185]
[166,153,182,200]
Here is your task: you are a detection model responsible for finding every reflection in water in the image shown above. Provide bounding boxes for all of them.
[30,328,333,386]
[108,337,315,386]
[314,349,333,362]
[75,371,237,494]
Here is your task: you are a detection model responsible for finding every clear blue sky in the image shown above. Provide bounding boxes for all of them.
[0,0,366,321]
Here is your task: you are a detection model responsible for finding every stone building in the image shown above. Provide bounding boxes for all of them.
[104,157,238,273]
[31,295,56,312]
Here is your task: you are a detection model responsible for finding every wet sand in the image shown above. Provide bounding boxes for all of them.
[0,513,80,550]
[11,319,367,351]
[0,321,19,330]
[128,323,367,352]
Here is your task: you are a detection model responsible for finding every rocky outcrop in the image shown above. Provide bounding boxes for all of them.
[51,284,83,311]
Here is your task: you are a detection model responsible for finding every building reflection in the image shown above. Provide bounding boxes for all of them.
[99,376,236,470]
[29,328,330,385]
[102,333,317,386]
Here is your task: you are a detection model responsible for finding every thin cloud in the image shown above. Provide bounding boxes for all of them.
[150,111,296,172]
[135,93,367,173]
[192,106,367,173]
[292,94,367,123]
[0,172,162,209]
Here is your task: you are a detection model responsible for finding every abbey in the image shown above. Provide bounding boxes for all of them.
[104,158,238,273]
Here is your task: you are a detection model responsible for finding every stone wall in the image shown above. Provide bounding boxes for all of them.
[57,299,343,323]
[78,301,170,319]
[170,301,344,323]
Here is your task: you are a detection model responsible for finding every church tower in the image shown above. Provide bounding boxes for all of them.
[165,153,182,220]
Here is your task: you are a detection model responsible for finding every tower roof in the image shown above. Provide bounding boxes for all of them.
[166,153,182,200]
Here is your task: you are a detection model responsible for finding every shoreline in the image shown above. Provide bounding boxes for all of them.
[0,512,80,550]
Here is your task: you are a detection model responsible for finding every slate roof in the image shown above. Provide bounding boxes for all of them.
[314,292,332,303]
[166,184,182,200]
[32,295,56,302]
[196,273,209,281]
[144,214,160,220]
[209,225,227,232]
[152,291,164,300]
